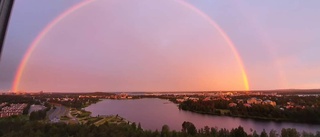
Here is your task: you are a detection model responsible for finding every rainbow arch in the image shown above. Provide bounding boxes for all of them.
[12,0,250,92]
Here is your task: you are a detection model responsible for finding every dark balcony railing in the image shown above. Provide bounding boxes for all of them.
[0,0,14,60]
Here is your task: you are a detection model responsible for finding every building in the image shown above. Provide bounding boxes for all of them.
[244,103,252,107]
[229,103,237,107]
[188,97,199,102]
[176,99,185,103]
[262,100,276,107]
[0,103,27,118]
[247,97,262,104]
[0,102,7,107]
[203,97,211,101]
[236,99,244,104]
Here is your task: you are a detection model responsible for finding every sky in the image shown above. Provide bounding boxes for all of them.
[0,0,320,92]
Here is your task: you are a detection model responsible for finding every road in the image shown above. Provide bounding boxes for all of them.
[47,105,79,123]
[48,105,68,122]
[66,109,79,124]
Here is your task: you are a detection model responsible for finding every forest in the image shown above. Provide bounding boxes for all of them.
[0,117,318,137]
[179,99,320,123]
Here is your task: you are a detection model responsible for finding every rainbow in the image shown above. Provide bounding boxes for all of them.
[175,1,250,91]
[12,0,250,92]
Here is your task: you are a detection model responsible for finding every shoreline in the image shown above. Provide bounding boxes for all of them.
[97,97,320,125]
[179,108,320,125]
[70,101,130,126]
[80,98,320,129]
[64,98,320,133]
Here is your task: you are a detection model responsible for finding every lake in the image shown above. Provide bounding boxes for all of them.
[85,98,320,133]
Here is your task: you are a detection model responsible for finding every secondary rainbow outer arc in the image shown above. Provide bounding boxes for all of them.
[12,0,250,92]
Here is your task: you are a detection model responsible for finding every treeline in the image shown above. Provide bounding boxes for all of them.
[0,118,319,137]
[0,95,34,104]
[29,102,51,121]
[179,100,320,123]
[228,95,320,107]
[29,110,46,121]
[49,97,100,109]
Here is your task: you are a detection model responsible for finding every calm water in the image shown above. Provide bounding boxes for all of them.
[85,98,320,133]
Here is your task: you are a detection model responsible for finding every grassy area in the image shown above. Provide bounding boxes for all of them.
[78,110,91,118]
[94,115,128,126]
[70,109,91,119]
[70,109,92,124]
[60,116,70,121]
[94,117,111,126]
[217,109,231,115]
[0,115,29,122]
[86,117,103,124]
[69,108,128,125]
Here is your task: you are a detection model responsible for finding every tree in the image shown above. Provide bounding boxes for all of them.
[137,123,143,131]
[210,127,218,136]
[23,104,31,115]
[182,121,197,135]
[203,126,210,135]
[252,130,259,137]
[161,125,170,137]
[281,128,300,137]
[29,111,39,121]
[316,131,320,137]
[230,126,247,137]
[131,122,137,131]
[218,128,230,137]
[269,129,278,137]
[261,129,268,137]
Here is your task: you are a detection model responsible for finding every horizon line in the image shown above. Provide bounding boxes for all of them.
[4,88,320,93]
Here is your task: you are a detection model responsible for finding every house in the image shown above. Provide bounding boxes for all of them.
[247,97,262,104]
[203,97,211,101]
[0,103,27,118]
[189,97,199,102]
[229,103,237,107]
[244,103,252,107]
[176,99,185,103]
[236,99,244,104]
[262,100,276,107]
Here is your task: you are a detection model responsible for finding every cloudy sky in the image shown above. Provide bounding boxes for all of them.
[0,0,320,92]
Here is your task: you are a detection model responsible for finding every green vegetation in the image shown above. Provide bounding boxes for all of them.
[0,95,34,104]
[179,99,320,123]
[0,117,319,137]
[70,108,127,125]
[23,104,31,115]
[29,110,47,121]
[95,115,128,126]
[60,116,70,121]
[70,109,91,123]
[77,110,91,118]
[2,93,320,136]
[50,97,100,109]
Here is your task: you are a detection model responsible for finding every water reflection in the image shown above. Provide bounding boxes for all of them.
[85,98,320,133]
